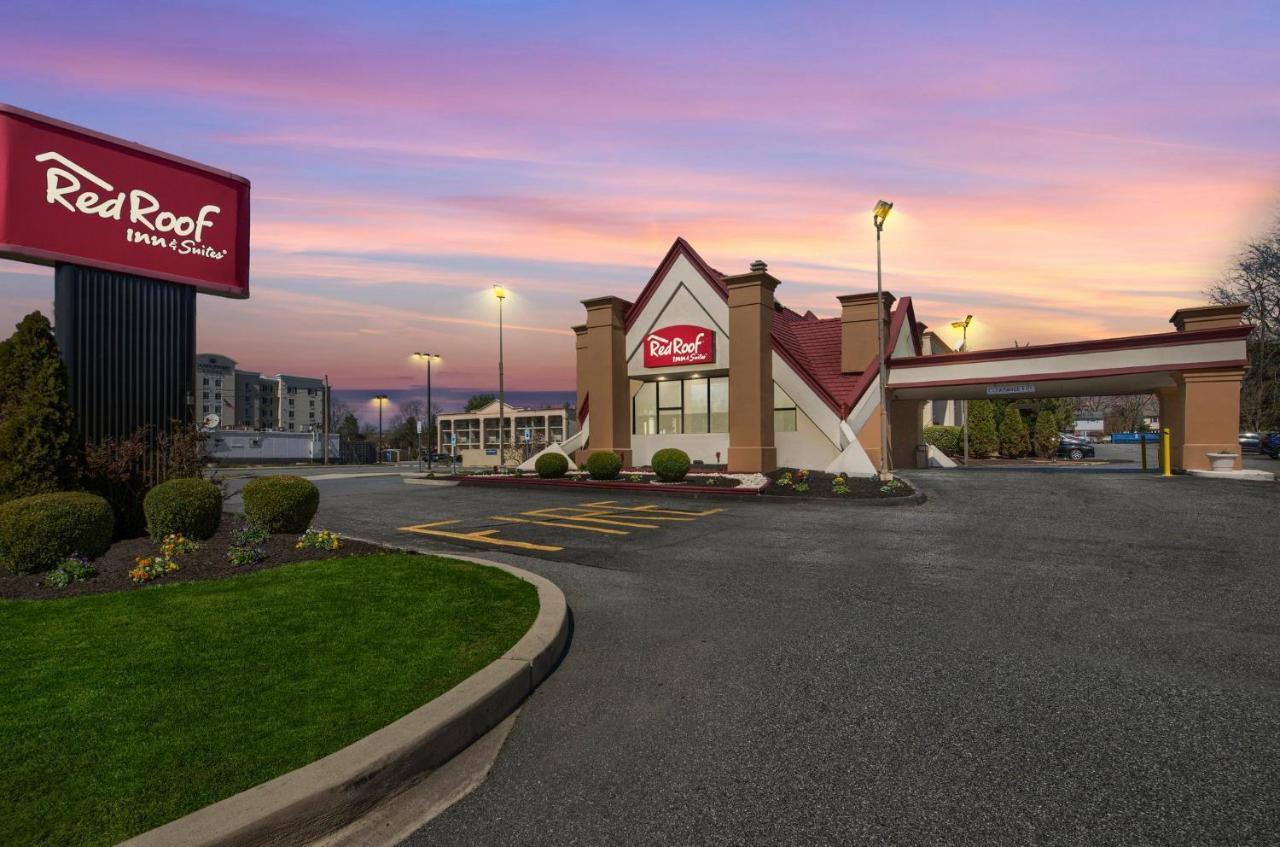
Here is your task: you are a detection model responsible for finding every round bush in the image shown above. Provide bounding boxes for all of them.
[535,452,569,479]
[651,448,691,482]
[0,491,113,574]
[144,478,223,540]
[242,475,320,533]
[585,451,622,481]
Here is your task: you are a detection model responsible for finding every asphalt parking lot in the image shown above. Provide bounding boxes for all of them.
[230,469,1279,845]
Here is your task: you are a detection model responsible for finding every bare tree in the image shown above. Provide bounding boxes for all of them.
[1207,211,1280,430]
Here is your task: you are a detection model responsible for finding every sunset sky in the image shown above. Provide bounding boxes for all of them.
[1,0,1277,400]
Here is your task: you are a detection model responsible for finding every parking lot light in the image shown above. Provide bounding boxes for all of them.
[872,199,893,482]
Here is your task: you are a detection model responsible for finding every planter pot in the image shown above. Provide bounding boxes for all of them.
[1206,451,1237,472]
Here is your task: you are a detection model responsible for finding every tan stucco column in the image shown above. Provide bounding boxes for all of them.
[1157,385,1185,470]
[577,297,632,466]
[890,398,926,469]
[839,291,895,374]
[723,268,780,473]
[572,324,588,432]
[1179,368,1245,470]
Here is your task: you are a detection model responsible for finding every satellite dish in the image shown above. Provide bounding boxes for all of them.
[202,414,221,429]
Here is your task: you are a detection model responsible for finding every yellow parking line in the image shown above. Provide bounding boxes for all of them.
[581,500,726,517]
[523,507,661,529]
[491,515,629,535]
[399,520,563,552]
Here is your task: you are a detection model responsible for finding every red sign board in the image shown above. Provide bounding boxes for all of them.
[0,104,250,298]
[643,324,715,368]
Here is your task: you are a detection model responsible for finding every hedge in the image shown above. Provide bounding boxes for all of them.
[144,478,223,540]
[585,451,622,480]
[923,425,964,457]
[651,448,691,482]
[534,452,569,478]
[241,475,320,533]
[0,491,113,574]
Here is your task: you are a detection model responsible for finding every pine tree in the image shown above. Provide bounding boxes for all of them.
[1033,410,1061,459]
[0,312,81,502]
[999,405,1030,458]
[967,399,999,457]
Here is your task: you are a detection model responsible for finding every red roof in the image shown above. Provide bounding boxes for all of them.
[626,238,919,418]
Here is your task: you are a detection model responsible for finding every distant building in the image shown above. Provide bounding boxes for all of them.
[196,353,325,432]
[436,400,574,465]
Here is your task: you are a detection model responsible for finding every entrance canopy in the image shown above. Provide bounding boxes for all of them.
[888,322,1248,401]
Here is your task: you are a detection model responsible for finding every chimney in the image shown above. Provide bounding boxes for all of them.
[1169,304,1248,332]
[838,291,895,373]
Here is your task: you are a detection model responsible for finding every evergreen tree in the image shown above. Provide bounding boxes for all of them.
[967,399,999,457]
[336,412,361,442]
[0,312,81,502]
[999,405,1030,458]
[465,393,496,412]
[1033,410,1060,459]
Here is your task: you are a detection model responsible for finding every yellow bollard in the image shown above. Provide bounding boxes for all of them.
[1161,427,1172,477]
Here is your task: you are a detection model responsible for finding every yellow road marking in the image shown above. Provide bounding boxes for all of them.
[399,520,563,552]
[491,515,629,535]
[522,507,661,529]
[581,500,726,517]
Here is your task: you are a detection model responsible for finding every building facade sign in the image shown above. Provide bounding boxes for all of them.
[0,104,250,297]
[643,324,715,368]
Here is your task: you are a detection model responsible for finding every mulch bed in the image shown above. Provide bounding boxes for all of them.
[763,468,916,499]
[0,513,385,601]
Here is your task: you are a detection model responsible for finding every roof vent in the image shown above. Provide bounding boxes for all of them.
[750,259,767,273]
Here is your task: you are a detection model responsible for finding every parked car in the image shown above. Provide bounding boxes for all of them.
[1239,432,1262,453]
[1058,433,1096,461]
[423,450,458,464]
[1259,432,1280,459]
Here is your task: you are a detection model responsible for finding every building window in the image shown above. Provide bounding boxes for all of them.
[633,383,657,435]
[202,377,209,386]
[633,376,729,435]
[202,391,210,400]
[683,378,708,433]
[549,415,564,443]
[709,377,728,432]
[214,393,221,401]
[288,411,295,419]
[215,378,222,388]
[774,383,797,433]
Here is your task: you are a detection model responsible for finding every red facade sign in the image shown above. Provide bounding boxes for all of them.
[643,324,715,368]
[0,104,250,298]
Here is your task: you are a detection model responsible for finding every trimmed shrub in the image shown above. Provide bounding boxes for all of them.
[999,406,1030,458]
[144,478,223,540]
[585,451,622,481]
[1033,410,1061,459]
[923,425,964,457]
[0,491,113,574]
[651,448,691,482]
[967,399,999,457]
[534,452,569,478]
[242,475,320,533]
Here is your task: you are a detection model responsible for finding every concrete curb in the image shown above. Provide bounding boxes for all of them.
[451,474,766,497]
[120,559,568,847]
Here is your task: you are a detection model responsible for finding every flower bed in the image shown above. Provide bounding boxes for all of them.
[0,512,379,601]
[764,468,916,499]
[454,470,769,494]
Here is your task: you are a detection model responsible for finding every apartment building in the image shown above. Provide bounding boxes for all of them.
[196,354,325,432]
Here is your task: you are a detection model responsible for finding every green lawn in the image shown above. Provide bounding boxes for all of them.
[0,553,538,847]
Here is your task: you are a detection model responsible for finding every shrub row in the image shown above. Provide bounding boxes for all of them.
[923,425,964,457]
[144,478,223,540]
[535,452,569,478]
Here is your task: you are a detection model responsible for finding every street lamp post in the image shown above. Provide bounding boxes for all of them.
[950,315,974,465]
[493,284,507,470]
[872,200,894,482]
[373,394,388,464]
[412,353,439,470]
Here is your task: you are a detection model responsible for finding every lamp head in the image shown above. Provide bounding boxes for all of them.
[492,284,507,300]
[872,200,894,231]
[950,315,973,330]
